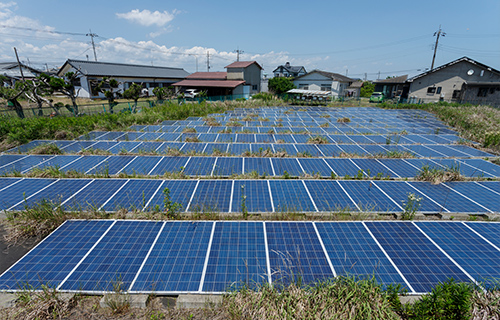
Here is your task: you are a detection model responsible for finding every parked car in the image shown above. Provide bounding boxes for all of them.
[369,92,385,103]
[184,89,199,99]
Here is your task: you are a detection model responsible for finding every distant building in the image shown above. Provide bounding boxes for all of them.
[407,57,500,105]
[293,70,354,98]
[0,62,41,83]
[173,61,263,98]
[273,62,306,78]
[346,81,364,98]
[373,75,409,99]
[57,59,189,99]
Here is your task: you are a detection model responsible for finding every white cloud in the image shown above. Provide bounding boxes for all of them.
[116,9,178,27]
[0,1,16,10]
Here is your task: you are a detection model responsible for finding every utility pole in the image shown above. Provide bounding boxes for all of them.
[431,25,445,70]
[13,47,25,81]
[364,73,367,81]
[86,29,98,61]
[234,47,244,61]
[206,51,210,72]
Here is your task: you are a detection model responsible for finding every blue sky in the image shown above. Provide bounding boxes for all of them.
[0,0,499,79]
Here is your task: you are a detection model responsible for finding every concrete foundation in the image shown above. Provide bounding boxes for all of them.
[100,294,149,309]
[0,293,17,308]
[176,294,223,309]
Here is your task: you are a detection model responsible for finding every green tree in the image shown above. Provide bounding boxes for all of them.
[152,86,174,100]
[93,77,121,113]
[268,77,296,95]
[0,76,28,118]
[123,83,142,113]
[40,71,82,115]
[360,81,375,98]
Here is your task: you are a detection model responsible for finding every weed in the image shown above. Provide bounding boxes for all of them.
[240,185,248,220]
[319,122,329,127]
[307,136,329,144]
[401,192,422,220]
[182,127,197,133]
[162,187,183,219]
[337,117,351,123]
[218,128,232,133]
[227,121,243,127]
[184,136,201,143]
[416,164,464,184]
[283,171,291,179]
[28,143,64,155]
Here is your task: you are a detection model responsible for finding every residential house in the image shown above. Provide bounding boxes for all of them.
[293,70,354,98]
[273,62,306,78]
[173,61,263,98]
[57,59,189,99]
[0,62,41,83]
[373,75,409,99]
[346,81,364,98]
[407,57,500,104]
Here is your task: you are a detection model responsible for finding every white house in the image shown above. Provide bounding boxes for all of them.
[293,70,354,98]
[57,59,189,99]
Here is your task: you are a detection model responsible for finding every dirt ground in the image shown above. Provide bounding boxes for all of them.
[0,222,39,275]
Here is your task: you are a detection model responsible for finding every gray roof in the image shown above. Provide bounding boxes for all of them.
[373,75,408,84]
[58,59,189,79]
[408,57,500,82]
[273,63,305,74]
[0,62,41,78]
[295,70,354,82]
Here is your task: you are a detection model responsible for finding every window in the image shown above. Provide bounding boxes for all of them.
[320,84,331,91]
[149,83,160,88]
[427,87,436,94]
[477,88,488,97]
[252,85,258,91]
[299,84,309,90]
[452,90,461,99]
[436,87,442,94]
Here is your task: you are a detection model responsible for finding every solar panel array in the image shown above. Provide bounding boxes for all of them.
[1,220,499,294]
[0,177,498,214]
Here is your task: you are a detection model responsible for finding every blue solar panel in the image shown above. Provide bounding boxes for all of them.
[88,141,118,151]
[87,156,136,175]
[273,144,297,156]
[78,131,106,140]
[188,180,232,212]
[183,157,216,176]
[107,141,142,154]
[134,141,162,153]
[443,182,497,212]
[416,222,500,287]
[316,222,408,288]
[0,178,22,191]
[295,144,323,157]
[403,145,444,157]
[227,144,251,156]
[269,180,315,212]
[338,144,369,156]
[460,159,500,177]
[0,220,114,290]
[344,135,374,144]
[27,155,81,171]
[322,159,360,177]
[291,134,310,144]
[244,157,273,176]
[232,180,273,212]
[338,181,400,212]
[203,143,228,155]
[116,132,146,141]
[273,134,295,143]
[365,222,471,293]
[147,156,189,176]
[216,133,237,142]
[351,159,396,178]
[137,132,164,141]
[271,158,304,176]
[266,222,333,286]
[180,142,207,154]
[10,179,91,211]
[60,220,163,292]
[255,134,275,143]
[0,178,57,210]
[118,156,162,175]
[236,134,255,143]
[0,155,55,174]
[5,140,54,153]
[0,155,26,167]
[101,179,163,211]
[298,158,333,177]
[96,131,126,140]
[62,179,127,211]
[304,180,357,211]
[60,141,97,153]
[131,221,212,292]
[408,182,487,213]
[476,181,500,194]
[203,222,268,292]
[59,155,108,173]
[212,157,243,176]
[145,180,198,211]
[465,222,500,248]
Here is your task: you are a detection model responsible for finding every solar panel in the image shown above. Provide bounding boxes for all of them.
[88,141,118,151]
[351,159,397,178]
[337,145,369,156]
[118,156,161,175]
[0,220,115,290]
[101,179,163,212]
[203,143,228,155]
[266,222,333,286]
[316,145,345,157]
[28,155,82,171]
[116,132,146,141]
[203,222,268,292]
[0,155,26,167]
[0,155,54,175]
[60,220,164,292]
[87,156,136,175]
[298,158,334,177]
[337,181,400,212]
[273,144,297,156]
[60,155,108,173]
[243,157,273,176]
[62,179,127,211]
[271,158,304,176]
[0,178,57,210]
[269,180,315,212]
[316,222,409,289]
[365,221,472,293]
[131,221,213,293]
[188,180,232,212]
[255,134,275,143]
[134,141,162,153]
[0,178,22,191]
[447,145,493,157]
[180,142,207,154]
[183,157,216,176]
[212,157,243,176]
[148,156,189,176]
[416,222,500,287]
[295,144,323,157]
[304,180,357,211]
[145,180,198,212]
[443,182,497,212]
[232,180,273,212]
[227,144,251,156]
[460,159,500,177]
[107,141,142,154]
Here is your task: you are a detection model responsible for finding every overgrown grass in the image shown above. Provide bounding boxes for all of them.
[380,101,500,151]
[416,164,464,184]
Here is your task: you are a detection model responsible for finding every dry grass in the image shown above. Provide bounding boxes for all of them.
[337,117,351,123]
[307,136,329,144]
[182,127,197,133]
[28,144,64,155]
[416,165,464,184]
[77,148,112,156]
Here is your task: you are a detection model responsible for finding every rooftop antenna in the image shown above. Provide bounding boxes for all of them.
[234,47,244,61]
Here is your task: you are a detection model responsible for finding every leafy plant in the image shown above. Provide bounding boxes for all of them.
[162,187,183,219]
[401,192,422,220]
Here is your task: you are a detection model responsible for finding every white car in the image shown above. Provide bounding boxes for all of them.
[184,89,199,98]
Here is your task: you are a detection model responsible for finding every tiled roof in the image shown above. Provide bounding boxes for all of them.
[58,59,189,79]
[172,79,245,88]
[225,61,262,69]
[408,57,500,82]
[273,64,305,74]
[295,70,353,82]
[186,72,227,80]
[373,75,408,84]
[348,81,364,88]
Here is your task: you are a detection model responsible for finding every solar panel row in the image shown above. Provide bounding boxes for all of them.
[0,178,497,214]
[1,154,498,178]
[6,140,493,158]
[1,220,499,294]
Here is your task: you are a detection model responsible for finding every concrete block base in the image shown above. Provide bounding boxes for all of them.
[0,293,17,308]
[176,294,222,309]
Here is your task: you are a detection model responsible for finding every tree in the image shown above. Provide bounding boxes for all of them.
[123,83,142,113]
[93,77,121,113]
[268,77,296,95]
[25,75,58,116]
[152,86,174,101]
[360,81,375,98]
[40,71,82,115]
[0,76,28,118]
